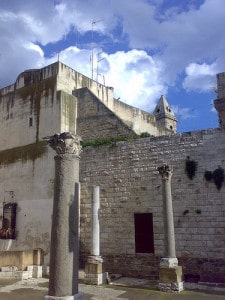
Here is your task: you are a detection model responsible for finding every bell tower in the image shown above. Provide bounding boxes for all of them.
[153,95,177,133]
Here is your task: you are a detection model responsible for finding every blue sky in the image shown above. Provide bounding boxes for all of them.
[0,0,224,132]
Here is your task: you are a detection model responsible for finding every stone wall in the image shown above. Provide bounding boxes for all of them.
[1,62,225,283]
[109,98,161,136]
[75,88,136,140]
[0,76,60,150]
[79,128,225,282]
[0,144,54,262]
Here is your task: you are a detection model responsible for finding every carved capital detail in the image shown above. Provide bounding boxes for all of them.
[44,132,82,156]
[157,164,173,180]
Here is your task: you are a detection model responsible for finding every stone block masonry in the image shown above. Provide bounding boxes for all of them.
[74,88,136,140]
[79,128,225,283]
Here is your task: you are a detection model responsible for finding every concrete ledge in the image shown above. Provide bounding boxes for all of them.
[0,270,32,279]
[43,292,86,300]
[84,272,107,285]
[185,281,225,292]
[0,265,43,279]
[0,249,43,270]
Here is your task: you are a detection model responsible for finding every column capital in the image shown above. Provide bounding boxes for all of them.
[157,164,173,180]
[44,132,82,156]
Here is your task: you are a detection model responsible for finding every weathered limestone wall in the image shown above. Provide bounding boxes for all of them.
[58,91,77,134]
[0,76,60,151]
[56,62,114,105]
[75,88,136,140]
[80,128,225,282]
[0,146,54,264]
[57,63,166,137]
[111,98,169,136]
[0,61,161,155]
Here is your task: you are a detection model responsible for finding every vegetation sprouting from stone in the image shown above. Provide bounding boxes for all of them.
[185,156,198,180]
[140,132,151,138]
[204,170,213,182]
[204,167,224,190]
[183,209,189,216]
[212,167,224,190]
[81,132,151,148]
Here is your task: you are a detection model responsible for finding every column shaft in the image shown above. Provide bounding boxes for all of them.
[91,186,100,256]
[49,154,79,297]
[162,177,176,258]
[43,132,82,299]
[158,165,176,258]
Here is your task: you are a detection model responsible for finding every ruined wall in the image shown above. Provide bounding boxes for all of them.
[79,128,225,282]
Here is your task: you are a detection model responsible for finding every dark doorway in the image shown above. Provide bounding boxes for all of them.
[134,213,154,253]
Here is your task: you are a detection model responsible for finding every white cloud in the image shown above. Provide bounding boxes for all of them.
[24,42,44,58]
[101,50,166,111]
[43,47,166,111]
[172,105,198,120]
[183,62,217,92]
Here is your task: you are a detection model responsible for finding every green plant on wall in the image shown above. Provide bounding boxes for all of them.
[185,156,198,180]
[212,167,224,190]
[81,132,151,148]
[204,170,212,182]
[204,167,224,190]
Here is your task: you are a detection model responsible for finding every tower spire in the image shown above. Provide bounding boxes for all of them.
[153,95,177,133]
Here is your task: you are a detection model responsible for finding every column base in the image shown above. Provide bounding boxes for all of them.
[158,281,184,293]
[84,255,106,285]
[159,258,184,293]
[43,292,86,300]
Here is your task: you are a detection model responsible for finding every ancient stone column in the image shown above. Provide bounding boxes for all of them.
[158,164,176,259]
[157,164,183,292]
[84,186,105,285]
[43,132,85,300]
[91,186,100,256]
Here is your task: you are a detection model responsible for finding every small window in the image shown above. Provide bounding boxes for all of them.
[29,117,33,127]
[134,213,154,253]
[0,203,17,239]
